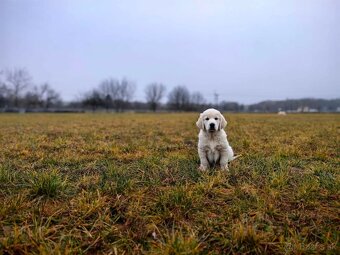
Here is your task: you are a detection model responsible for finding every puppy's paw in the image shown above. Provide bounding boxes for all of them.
[198,165,208,171]
[221,164,229,171]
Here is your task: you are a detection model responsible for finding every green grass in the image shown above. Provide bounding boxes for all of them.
[0,113,339,254]
[28,169,68,198]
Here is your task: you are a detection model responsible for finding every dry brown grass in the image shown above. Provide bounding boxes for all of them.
[0,113,339,254]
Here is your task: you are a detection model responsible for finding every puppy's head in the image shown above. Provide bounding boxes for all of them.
[196,108,227,132]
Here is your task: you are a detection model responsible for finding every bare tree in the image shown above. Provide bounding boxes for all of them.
[0,83,10,108]
[25,83,60,109]
[0,70,4,86]
[6,68,32,107]
[190,91,206,111]
[45,86,61,109]
[82,89,104,112]
[99,78,120,111]
[98,78,136,112]
[0,84,9,95]
[119,78,136,106]
[0,71,10,98]
[167,85,190,111]
[145,83,166,112]
[24,89,40,109]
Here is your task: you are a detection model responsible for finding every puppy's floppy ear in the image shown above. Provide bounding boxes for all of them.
[219,113,227,130]
[196,113,205,130]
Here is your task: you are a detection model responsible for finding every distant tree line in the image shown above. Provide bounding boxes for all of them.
[0,68,339,113]
[247,98,340,112]
[82,78,136,112]
[0,69,61,111]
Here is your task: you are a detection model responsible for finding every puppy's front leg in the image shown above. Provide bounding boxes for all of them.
[198,147,209,171]
[219,149,229,171]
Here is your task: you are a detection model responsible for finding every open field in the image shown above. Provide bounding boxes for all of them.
[0,113,339,254]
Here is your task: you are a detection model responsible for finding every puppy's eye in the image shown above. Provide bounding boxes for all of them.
[205,117,209,121]
[214,117,218,120]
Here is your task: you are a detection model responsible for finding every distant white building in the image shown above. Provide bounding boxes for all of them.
[296,106,318,113]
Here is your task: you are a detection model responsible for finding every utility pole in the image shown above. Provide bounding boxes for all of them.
[214,92,219,108]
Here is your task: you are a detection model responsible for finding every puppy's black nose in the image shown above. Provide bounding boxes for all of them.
[209,123,215,128]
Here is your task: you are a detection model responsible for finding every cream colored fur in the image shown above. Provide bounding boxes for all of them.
[196,108,237,171]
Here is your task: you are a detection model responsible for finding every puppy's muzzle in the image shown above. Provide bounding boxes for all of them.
[209,123,216,132]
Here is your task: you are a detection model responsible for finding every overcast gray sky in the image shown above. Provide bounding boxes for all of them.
[1,0,339,104]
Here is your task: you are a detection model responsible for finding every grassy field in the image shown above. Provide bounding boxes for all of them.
[0,113,339,254]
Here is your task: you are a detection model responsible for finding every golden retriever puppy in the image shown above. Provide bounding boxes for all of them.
[196,108,238,171]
